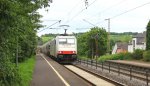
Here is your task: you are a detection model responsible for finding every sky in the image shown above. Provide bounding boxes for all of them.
[37,0,150,36]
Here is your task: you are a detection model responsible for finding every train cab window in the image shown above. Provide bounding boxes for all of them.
[59,38,75,44]
[59,38,67,44]
[67,38,75,44]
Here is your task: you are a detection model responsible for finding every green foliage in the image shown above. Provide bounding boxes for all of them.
[110,35,132,43]
[0,0,52,85]
[132,49,144,60]
[146,20,150,50]
[41,33,57,37]
[98,53,132,62]
[78,56,89,60]
[110,32,138,35]
[40,33,55,44]
[0,62,20,86]
[143,50,150,61]
[88,27,108,56]
[77,27,107,58]
[18,56,35,86]
[41,36,54,43]
[77,33,89,56]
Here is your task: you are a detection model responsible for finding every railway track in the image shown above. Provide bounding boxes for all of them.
[41,53,149,86]
[74,59,150,86]
[64,64,124,86]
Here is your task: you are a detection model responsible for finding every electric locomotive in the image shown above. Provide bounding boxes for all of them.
[50,35,77,63]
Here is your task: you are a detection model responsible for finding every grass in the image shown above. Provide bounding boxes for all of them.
[18,56,35,86]
[110,35,132,42]
[42,36,54,43]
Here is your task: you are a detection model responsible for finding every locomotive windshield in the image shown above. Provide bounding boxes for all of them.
[59,38,75,44]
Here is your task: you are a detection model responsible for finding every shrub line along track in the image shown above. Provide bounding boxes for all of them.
[63,64,124,86]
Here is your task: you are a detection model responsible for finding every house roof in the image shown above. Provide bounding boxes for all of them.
[133,32,146,44]
[116,42,128,50]
[136,37,145,44]
[133,31,146,38]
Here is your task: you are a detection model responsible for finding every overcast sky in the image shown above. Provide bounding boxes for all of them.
[37,0,150,36]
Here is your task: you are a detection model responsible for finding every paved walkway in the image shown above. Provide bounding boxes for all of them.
[30,54,92,86]
[30,54,65,86]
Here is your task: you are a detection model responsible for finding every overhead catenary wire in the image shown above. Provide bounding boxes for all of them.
[83,19,98,27]
[94,0,127,25]
[95,1,150,26]
[38,20,61,33]
[79,0,127,28]
[67,0,82,16]
[97,0,127,15]
[83,0,127,25]
[68,0,97,22]
[65,0,82,23]
[110,1,150,19]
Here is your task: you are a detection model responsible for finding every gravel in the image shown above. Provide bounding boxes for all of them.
[73,62,149,86]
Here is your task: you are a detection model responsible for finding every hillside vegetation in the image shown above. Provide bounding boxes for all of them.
[110,35,132,42]
[41,36,54,43]
[40,34,56,44]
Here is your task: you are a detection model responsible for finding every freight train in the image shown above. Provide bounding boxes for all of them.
[41,35,77,63]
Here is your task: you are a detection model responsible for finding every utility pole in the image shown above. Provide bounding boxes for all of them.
[95,35,98,58]
[105,18,110,54]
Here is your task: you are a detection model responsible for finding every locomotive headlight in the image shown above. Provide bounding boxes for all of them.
[73,51,75,53]
[59,51,62,53]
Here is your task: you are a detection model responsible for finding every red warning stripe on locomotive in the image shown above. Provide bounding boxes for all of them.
[57,51,76,54]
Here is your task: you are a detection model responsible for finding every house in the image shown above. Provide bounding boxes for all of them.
[112,32,146,54]
[128,32,146,53]
[112,42,128,54]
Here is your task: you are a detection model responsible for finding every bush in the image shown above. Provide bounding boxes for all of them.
[123,52,132,60]
[132,49,144,60]
[98,53,131,62]
[143,50,150,61]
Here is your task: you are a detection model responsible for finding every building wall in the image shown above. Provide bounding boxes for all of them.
[116,48,127,54]
[128,45,133,53]
[112,36,146,54]
[132,38,136,50]
[135,44,146,50]
[112,44,117,54]
[128,38,146,53]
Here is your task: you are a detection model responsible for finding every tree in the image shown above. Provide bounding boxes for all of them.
[77,32,89,56]
[146,20,150,50]
[0,0,52,85]
[77,27,108,59]
[87,27,107,57]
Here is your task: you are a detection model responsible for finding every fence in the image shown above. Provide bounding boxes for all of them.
[76,58,150,86]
